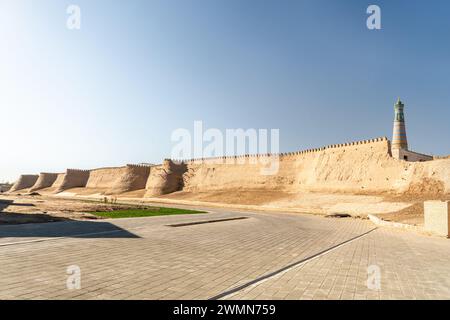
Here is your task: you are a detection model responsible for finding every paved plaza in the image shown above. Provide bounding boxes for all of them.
[0,208,449,299]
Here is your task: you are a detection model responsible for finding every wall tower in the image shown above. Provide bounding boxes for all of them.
[390,98,432,161]
[392,98,408,150]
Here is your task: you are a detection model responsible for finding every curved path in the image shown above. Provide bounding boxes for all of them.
[0,207,449,299]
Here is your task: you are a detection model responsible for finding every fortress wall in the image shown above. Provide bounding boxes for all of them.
[145,160,187,197]
[292,138,399,193]
[50,173,66,190]
[85,167,127,190]
[182,158,277,192]
[29,173,59,192]
[56,169,90,193]
[82,165,151,195]
[110,164,152,194]
[9,175,39,193]
[18,137,448,198]
[180,137,450,195]
[181,138,391,193]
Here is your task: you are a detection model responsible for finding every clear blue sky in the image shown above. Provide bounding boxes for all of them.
[1,0,449,182]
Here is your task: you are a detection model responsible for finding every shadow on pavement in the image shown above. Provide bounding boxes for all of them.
[0,200,140,239]
[0,200,35,209]
[0,220,140,239]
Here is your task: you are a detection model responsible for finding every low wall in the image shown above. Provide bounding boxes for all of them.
[145,160,187,197]
[29,173,59,192]
[9,175,39,193]
[14,137,448,198]
[392,148,433,162]
[424,201,450,237]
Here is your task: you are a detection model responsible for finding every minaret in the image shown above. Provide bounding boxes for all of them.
[391,98,408,150]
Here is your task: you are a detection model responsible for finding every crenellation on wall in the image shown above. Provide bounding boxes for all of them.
[172,136,390,165]
[126,163,154,168]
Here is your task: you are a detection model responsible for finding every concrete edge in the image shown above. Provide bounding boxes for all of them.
[367,214,422,231]
[368,214,450,239]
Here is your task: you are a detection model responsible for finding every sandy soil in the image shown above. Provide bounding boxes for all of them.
[158,189,450,225]
[0,194,147,224]
[2,189,448,226]
[160,189,290,205]
[160,189,412,215]
[377,193,450,225]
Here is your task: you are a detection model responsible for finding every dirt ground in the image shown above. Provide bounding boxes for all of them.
[160,189,290,205]
[0,194,147,224]
[377,193,450,225]
[1,189,448,226]
[158,189,449,226]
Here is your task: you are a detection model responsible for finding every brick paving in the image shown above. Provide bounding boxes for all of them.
[0,209,449,299]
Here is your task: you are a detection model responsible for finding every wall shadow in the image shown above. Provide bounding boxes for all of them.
[0,200,35,209]
[0,200,139,239]
[0,220,140,239]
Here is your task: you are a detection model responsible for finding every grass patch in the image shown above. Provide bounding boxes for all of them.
[90,207,206,219]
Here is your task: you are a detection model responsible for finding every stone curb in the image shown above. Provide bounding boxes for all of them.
[367,214,423,232]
